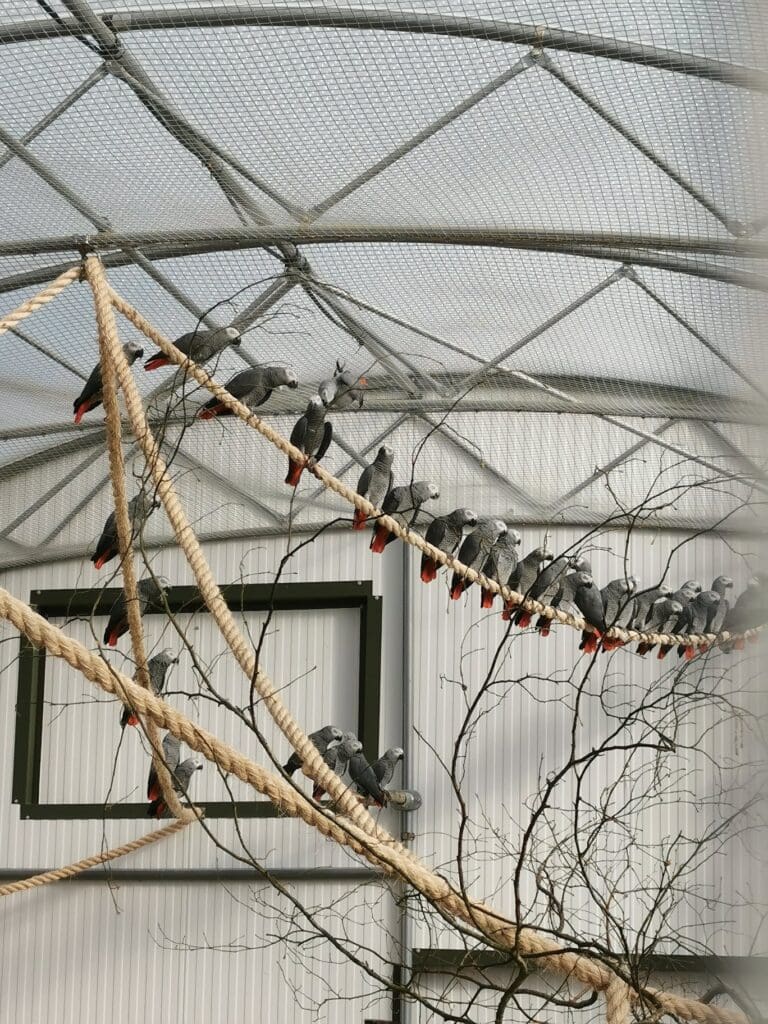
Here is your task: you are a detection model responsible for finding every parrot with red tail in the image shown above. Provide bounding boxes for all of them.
[91,491,160,570]
[449,518,507,600]
[311,734,360,801]
[347,748,388,808]
[574,573,606,654]
[534,557,591,636]
[599,575,639,652]
[148,757,202,818]
[285,396,333,486]
[282,725,342,776]
[479,529,521,607]
[144,325,240,371]
[675,590,721,659]
[73,341,144,424]
[370,481,439,553]
[420,508,477,583]
[103,576,169,648]
[120,649,178,728]
[636,597,683,656]
[513,553,576,628]
[502,545,553,620]
[146,733,181,802]
[655,581,701,659]
[197,365,297,419]
[353,446,394,531]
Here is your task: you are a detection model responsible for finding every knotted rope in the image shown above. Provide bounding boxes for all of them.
[0,584,748,1024]
[0,818,191,897]
[0,266,80,336]
[107,281,761,652]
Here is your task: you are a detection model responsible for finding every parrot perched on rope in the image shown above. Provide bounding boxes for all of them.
[654,581,701,659]
[312,734,361,801]
[512,554,577,629]
[420,508,478,583]
[449,518,507,600]
[574,573,607,654]
[636,597,684,656]
[146,733,181,802]
[197,365,298,418]
[479,529,522,608]
[599,575,639,651]
[353,446,394,531]
[282,725,343,775]
[285,396,333,486]
[501,545,553,620]
[144,325,240,371]
[347,748,387,807]
[370,481,439,552]
[674,590,721,660]
[148,757,202,818]
[534,557,591,636]
[73,341,144,424]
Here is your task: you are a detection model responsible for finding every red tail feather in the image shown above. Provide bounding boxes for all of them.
[370,525,389,554]
[657,647,670,660]
[73,401,92,425]
[152,801,166,819]
[450,581,464,601]
[583,636,599,654]
[197,405,222,420]
[107,628,121,648]
[480,589,494,609]
[539,623,551,638]
[683,645,697,660]
[420,560,437,583]
[285,459,304,487]
[126,713,138,727]
[147,781,160,802]
[516,612,532,629]
[501,603,512,621]
[352,508,367,530]
[144,355,170,371]
[92,550,112,570]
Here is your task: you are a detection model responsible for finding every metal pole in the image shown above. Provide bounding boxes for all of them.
[8,326,87,381]
[2,6,764,91]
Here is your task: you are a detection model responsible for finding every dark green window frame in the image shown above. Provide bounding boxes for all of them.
[13,580,382,820]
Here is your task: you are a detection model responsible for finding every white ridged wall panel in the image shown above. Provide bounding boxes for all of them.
[0,879,398,1023]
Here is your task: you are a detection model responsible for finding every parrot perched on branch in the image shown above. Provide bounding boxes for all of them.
[91,491,160,570]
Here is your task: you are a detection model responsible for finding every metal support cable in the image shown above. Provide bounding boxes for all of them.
[8,325,87,381]
[310,52,536,216]
[0,67,106,172]
[536,53,745,236]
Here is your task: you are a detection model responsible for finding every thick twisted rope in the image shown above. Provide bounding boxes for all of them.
[89,264,188,822]
[0,266,80,336]
[0,818,191,897]
[0,584,747,1024]
[86,256,390,845]
[107,284,761,652]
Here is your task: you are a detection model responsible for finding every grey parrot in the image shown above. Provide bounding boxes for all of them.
[654,581,702,659]
[285,396,333,486]
[144,325,240,371]
[198,365,298,418]
[282,725,343,775]
[91,491,160,570]
[347,749,387,806]
[319,361,367,410]
[121,648,179,728]
[630,584,673,630]
[479,529,522,608]
[574,573,607,654]
[148,757,203,818]
[420,508,478,583]
[146,732,181,802]
[534,556,591,636]
[366,747,404,790]
[636,596,684,656]
[723,576,766,651]
[599,575,640,651]
[450,518,507,600]
[513,554,578,628]
[73,341,144,423]
[370,481,440,552]
[675,590,722,659]
[312,734,361,801]
[103,575,169,647]
[353,445,394,531]
[700,576,733,647]
[501,545,554,620]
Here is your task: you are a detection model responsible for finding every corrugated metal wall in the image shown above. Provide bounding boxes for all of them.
[0,523,763,1021]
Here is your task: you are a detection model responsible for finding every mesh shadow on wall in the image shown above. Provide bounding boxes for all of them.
[12,580,382,820]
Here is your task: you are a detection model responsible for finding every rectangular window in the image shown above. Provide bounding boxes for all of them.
[12,581,382,819]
